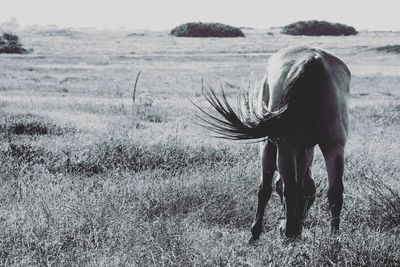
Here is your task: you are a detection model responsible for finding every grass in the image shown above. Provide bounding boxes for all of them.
[1,134,242,176]
[367,177,400,230]
[0,28,399,265]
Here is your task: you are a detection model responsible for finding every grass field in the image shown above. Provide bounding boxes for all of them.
[0,28,399,266]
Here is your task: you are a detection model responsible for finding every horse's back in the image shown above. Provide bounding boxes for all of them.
[264,46,351,146]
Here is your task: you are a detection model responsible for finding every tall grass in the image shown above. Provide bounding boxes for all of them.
[0,30,399,265]
[1,136,242,176]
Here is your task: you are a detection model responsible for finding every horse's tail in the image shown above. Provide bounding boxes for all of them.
[192,56,319,141]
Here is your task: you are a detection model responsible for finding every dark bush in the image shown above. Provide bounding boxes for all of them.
[170,22,245,38]
[0,113,75,136]
[376,45,400,54]
[281,20,357,36]
[0,32,31,54]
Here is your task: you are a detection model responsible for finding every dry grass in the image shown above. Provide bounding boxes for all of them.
[0,28,399,265]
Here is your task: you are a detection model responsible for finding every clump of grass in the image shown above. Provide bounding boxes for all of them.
[198,188,256,227]
[0,32,31,54]
[131,219,200,266]
[135,166,256,227]
[2,143,57,172]
[314,232,400,266]
[281,20,357,36]
[0,178,130,266]
[367,178,400,231]
[349,103,400,128]
[135,105,165,123]
[171,22,245,38]
[376,44,400,53]
[137,180,207,221]
[0,113,76,136]
[6,143,45,164]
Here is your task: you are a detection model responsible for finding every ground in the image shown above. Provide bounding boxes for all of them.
[0,28,399,266]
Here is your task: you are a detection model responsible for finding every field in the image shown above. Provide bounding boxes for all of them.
[0,27,400,266]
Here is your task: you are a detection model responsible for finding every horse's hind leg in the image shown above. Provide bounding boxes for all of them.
[298,148,316,225]
[250,140,277,241]
[320,143,345,233]
[275,176,283,207]
[299,167,316,224]
[277,143,301,238]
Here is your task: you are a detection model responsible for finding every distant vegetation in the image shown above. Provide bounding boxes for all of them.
[376,44,400,53]
[282,20,357,36]
[36,29,76,37]
[127,32,145,37]
[171,22,245,38]
[0,32,30,54]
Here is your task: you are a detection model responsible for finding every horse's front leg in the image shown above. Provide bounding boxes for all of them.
[277,143,301,238]
[249,140,277,242]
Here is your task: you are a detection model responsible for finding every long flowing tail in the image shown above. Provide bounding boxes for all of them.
[192,57,318,141]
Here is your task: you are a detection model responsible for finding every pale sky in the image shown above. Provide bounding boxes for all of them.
[1,0,399,31]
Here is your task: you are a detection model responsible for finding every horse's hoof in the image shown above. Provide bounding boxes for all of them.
[278,219,286,236]
[248,236,259,244]
[282,231,301,239]
[278,220,302,239]
[331,228,341,236]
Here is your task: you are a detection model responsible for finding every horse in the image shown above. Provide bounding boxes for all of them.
[193,45,350,240]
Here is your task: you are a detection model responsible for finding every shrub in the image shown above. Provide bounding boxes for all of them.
[0,113,75,136]
[170,22,245,38]
[0,32,30,54]
[376,45,400,54]
[281,20,357,36]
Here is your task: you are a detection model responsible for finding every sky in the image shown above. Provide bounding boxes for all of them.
[1,0,399,31]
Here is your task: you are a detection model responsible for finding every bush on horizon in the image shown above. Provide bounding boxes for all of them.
[0,32,31,54]
[170,22,245,38]
[281,20,357,36]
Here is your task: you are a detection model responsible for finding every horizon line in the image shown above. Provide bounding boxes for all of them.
[1,22,399,33]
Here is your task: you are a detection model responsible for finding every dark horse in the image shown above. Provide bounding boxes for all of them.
[194,45,350,239]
